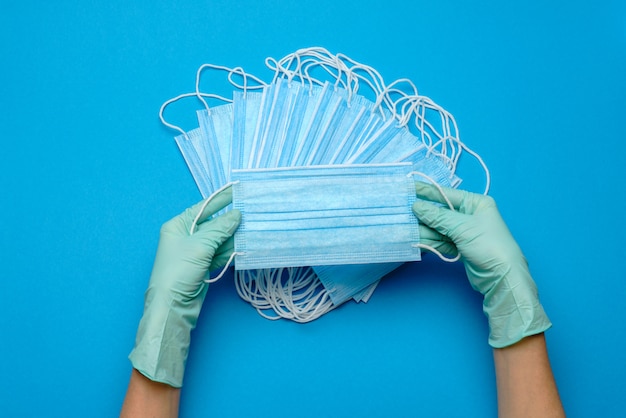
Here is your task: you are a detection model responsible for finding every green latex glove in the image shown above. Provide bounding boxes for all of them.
[412,182,552,348]
[129,188,241,387]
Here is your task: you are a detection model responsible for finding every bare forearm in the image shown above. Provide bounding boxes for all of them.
[120,369,181,418]
[493,333,565,418]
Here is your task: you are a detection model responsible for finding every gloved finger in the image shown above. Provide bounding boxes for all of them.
[194,209,241,253]
[419,223,450,242]
[414,181,475,212]
[209,236,235,272]
[185,186,234,226]
[422,240,459,257]
[412,199,464,238]
[418,224,459,257]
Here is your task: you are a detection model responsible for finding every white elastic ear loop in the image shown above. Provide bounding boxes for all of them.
[205,251,238,284]
[184,181,241,283]
[408,171,461,263]
[195,64,231,113]
[458,140,491,195]
[300,53,350,92]
[299,47,352,91]
[301,58,326,90]
[274,48,344,92]
[396,94,491,196]
[226,66,267,92]
[373,78,418,122]
[234,267,334,323]
[159,92,231,137]
[400,97,457,160]
[266,53,298,85]
[271,50,314,90]
[344,63,386,97]
[190,181,238,234]
[195,64,263,110]
[435,128,491,195]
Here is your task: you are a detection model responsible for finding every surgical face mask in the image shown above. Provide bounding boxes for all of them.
[196,103,233,185]
[166,49,492,324]
[227,79,457,304]
[231,162,421,270]
[160,92,234,198]
[310,141,458,304]
[294,87,391,168]
[306,91,381,166]
[245,80,355,169]
[174,104,234,199]
[353,281,378,303]
[174,128,215,198]
[231,90,263,171]
[240,80,333,169]
[175,85,459,312]
[247,79,308,168]
[292,83,348,167]
[314,262,403,305]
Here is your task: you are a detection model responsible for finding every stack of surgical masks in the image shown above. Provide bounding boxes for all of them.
[160,47,489,322]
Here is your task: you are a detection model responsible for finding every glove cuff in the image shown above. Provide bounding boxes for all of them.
[482,267,552,348]
[128,286,207,387]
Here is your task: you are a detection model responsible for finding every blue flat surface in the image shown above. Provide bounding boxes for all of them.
[1,1,625,417]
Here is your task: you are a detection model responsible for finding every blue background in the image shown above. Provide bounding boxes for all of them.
[1,1,625,417]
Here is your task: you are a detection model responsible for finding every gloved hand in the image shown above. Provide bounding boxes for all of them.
[129,188,241,387]
[411,182,552,348]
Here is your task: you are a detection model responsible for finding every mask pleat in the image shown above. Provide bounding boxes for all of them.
[232,163,420,270]
[173,129,215,198]
[196,104,233,188]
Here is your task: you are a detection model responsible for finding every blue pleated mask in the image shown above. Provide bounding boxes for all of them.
[231,90,264,171]
[173,128,215,198]
[247,79,308,168]
[314,262,403,305]
[231,162,421,270]
[196,104,233,186]
[160,92,234,198]
[167,50,491,322]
